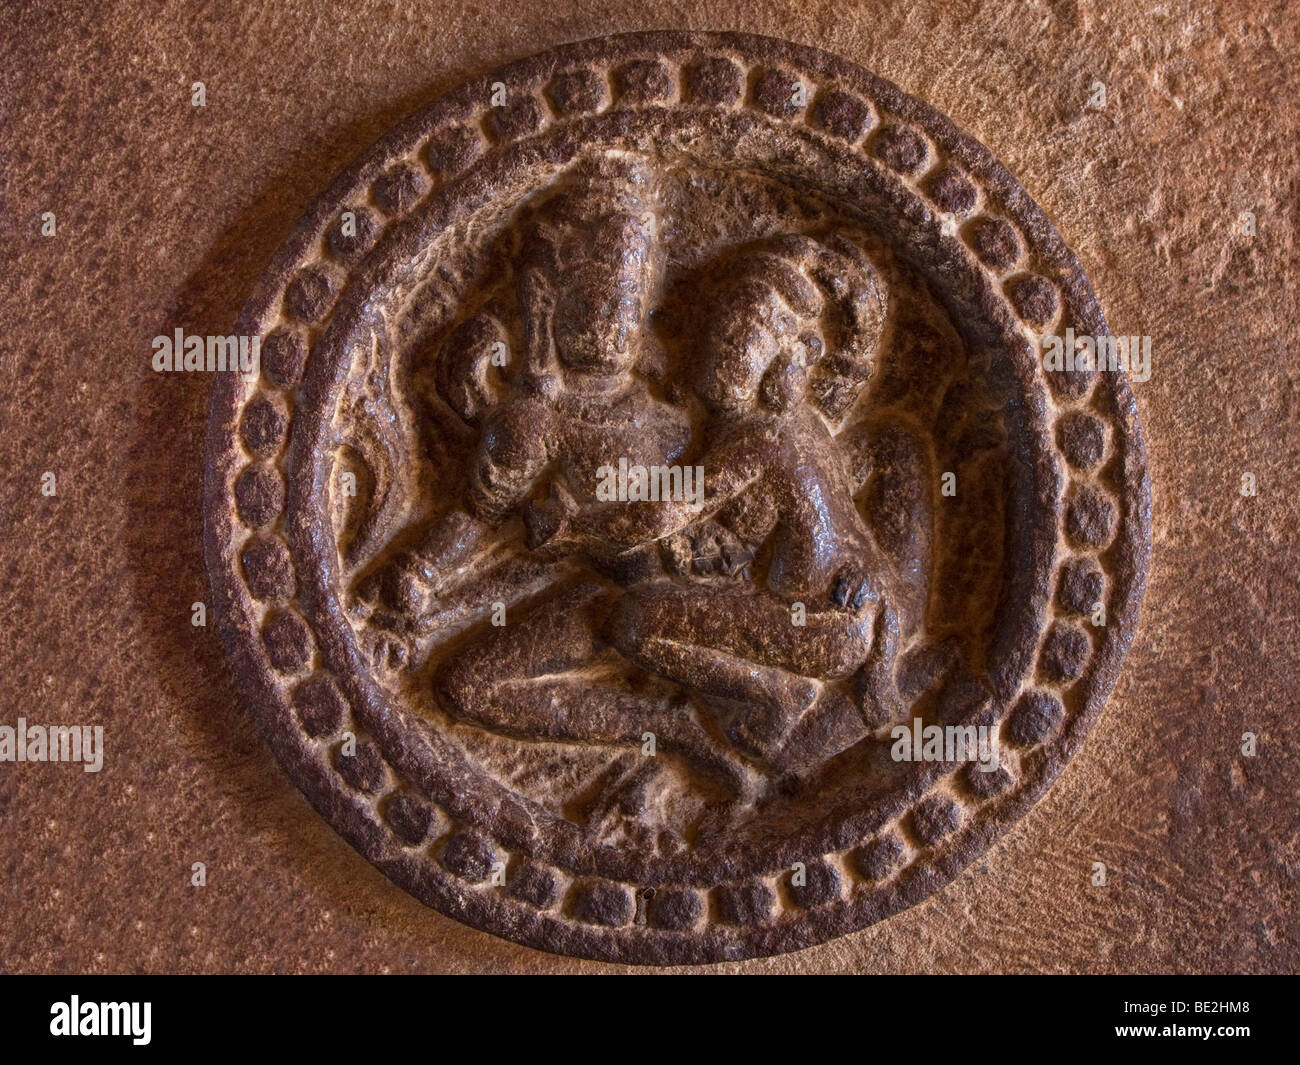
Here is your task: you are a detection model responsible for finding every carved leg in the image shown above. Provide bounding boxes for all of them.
[610,588,875,765]
[434,582,749,794]
[852,601,904,727]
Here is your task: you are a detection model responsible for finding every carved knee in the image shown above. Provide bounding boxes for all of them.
[433,652,480,723]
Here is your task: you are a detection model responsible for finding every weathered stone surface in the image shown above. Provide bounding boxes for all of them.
[0,0,1294,973]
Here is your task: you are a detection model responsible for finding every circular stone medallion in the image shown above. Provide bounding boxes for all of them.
[205,31,1150,964]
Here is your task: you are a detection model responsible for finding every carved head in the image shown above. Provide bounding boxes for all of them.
[517,154,657,381]
[695,273,803,414]
[688,234,887,420]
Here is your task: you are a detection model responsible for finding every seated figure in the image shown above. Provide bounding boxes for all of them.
[537,234,905,772]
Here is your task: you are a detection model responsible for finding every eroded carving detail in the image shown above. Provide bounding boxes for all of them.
[205,32,1150,965]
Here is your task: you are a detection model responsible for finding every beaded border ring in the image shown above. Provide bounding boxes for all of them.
[204,31,1151,964]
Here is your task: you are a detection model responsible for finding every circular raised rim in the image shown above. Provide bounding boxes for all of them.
[204,30,1151,966]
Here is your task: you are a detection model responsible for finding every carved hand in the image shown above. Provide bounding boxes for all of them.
[523,481,581,550]
[829,560,881,614]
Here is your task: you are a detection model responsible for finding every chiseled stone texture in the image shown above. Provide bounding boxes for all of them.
[0,0,1295,973]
